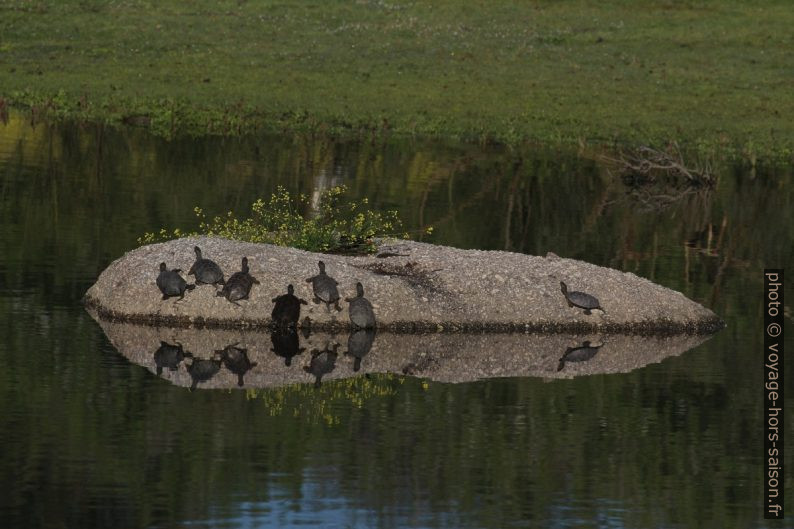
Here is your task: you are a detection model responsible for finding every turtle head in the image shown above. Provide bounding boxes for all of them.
[194,246,202,258]
[318,260,326,273]
[241,257,249,272]
[159,262,167,272]
[356,282,364,297]
[287,284,294,295]
[560,281,568,295]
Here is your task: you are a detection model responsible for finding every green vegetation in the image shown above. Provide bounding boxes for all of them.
[2,1,794,158]
[138,185,417,253]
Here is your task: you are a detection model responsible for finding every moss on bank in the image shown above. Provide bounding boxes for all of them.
[2,1,793,159]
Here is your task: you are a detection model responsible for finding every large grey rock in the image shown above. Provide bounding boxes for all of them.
[83,236,723,333]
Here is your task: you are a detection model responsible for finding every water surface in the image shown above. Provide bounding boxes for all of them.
[0,113,792,528]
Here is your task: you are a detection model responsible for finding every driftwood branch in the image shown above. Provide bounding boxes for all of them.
[601,143,714,187]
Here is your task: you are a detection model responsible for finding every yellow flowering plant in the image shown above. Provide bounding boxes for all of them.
[138,185,419,254]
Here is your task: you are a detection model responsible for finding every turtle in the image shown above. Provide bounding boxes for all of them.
[303,343,339,388]
[557,341,602,372]
[216,343,257,387]
[345,282,376,329]
[186,354,222,391]
[271,284,308,328]
[188,246,225,286]
[345,329,375,372]
[305,261,342,312]
[270,327,305,367]
[153,340,192,376]
[156,262,195,301]
[216,257,260,306]
[560,281,605,315]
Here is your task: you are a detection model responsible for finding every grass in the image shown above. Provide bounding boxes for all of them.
[138,185,422,254]
[1,1,793,158]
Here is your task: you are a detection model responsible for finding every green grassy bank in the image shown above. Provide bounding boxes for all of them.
[1,1,792,158]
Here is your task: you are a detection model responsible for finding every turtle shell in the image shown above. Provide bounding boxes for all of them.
[189,250,225,285]
[271,286,306,327]
[566,290,601,309]
[311,274,340,304]
[156,263,192,298]
[349,296,376,329]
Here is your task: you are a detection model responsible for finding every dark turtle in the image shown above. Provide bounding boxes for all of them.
[345,329,375,372]
[188,246,225,286]
[560,281,605,315]
[153,340,192,376]
[303,344,339,388]
[216,257,260,306]
[345,282,376,329]
[186,354,222,391]
[156,262,195,301]
[217,343,257,387]
[557,341,602,372]
[305,261,341,312]
[270,328,305,367]
[271,284,308,328]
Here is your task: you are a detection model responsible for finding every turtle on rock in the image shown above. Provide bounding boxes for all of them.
[217,257,260,306]
[560,281,605,315]
[305,261,342,312]
[188,246,225,286]
[557,341,602,372]
[156,262,195,301]
[345,282,376,329]
[271,284,308,328]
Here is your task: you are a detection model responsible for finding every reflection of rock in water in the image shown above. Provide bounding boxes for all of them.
[304,344,339,388]
[271,328,305,367]
[557,341,602,372]
[154,341,192,376]
[90,310,718,389]
[345,330,375,372]
[217,344,258,387]
[186,355,222,390]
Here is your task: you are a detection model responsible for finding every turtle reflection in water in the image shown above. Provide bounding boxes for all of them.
[153,340,192,376]
[188,246,225,286]
[557,341,602,372]
[304,344,340,388]
[217,257,260,306]
[217,343,257,387]
[305,261,342,312]
[271,328,305,367]
[186,353,223,391]
[156,262,195,301]
[560,281,605,315]
[345,329,375,372]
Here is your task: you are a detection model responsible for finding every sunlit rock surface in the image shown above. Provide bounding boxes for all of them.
[84,236,723,333]
[91,315,714,388]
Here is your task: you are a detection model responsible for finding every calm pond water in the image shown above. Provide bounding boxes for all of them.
[0,113,792,528]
